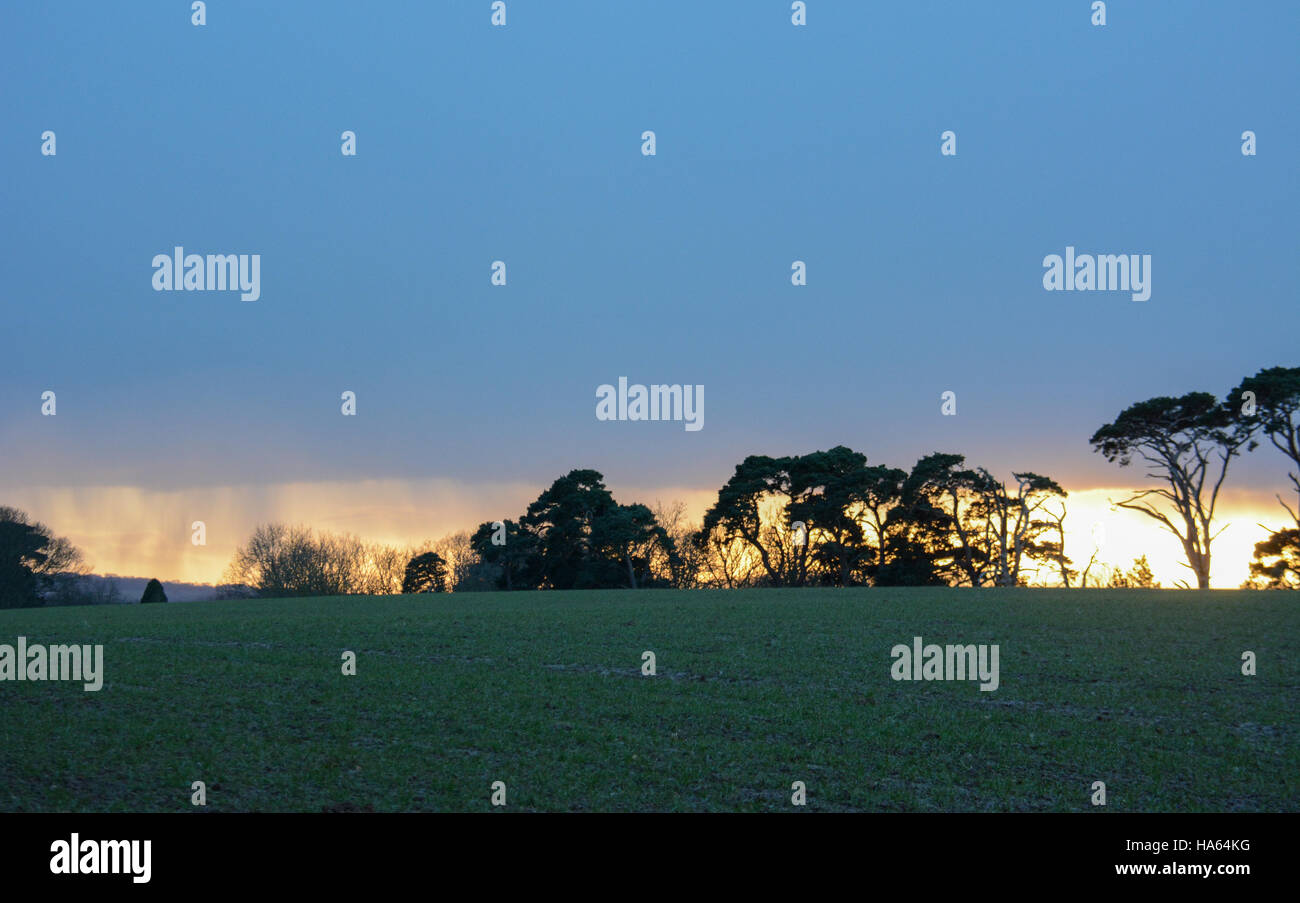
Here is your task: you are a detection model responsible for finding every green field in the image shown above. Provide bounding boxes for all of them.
[1,588,1296,812]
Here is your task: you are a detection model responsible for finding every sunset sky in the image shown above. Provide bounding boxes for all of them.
[2,2,1297,587]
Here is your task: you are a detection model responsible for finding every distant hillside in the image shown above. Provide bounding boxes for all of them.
[65,574,248,604]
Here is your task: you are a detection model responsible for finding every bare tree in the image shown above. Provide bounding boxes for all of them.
[650,500,702,588]
[364,542,406,595]
[225,524,372,597]
[1043,501,1076,587]
[975,470,1067,586]
[696,523,761,589]
[1078,523,1105,588]
[430,531,477,592]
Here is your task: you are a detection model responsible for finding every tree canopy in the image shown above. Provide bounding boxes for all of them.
[1090,392,1248,588]
[402,552,448,593]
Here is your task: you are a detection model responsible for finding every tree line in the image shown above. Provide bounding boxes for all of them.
[2,365,1297,606]
[219,365,1300,596]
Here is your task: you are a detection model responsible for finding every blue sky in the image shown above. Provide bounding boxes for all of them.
[2,1,1297,579]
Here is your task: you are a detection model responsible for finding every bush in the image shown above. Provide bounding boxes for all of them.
[140,578,168,604]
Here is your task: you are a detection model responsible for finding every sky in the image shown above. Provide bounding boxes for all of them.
[2,1,1297,586]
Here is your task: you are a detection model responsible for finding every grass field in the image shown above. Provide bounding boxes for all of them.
[1,588,1296,812]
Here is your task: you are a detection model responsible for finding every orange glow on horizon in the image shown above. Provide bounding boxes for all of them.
[1,480,1291,590]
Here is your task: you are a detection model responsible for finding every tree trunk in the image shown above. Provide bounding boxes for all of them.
[1182,544,1211,589]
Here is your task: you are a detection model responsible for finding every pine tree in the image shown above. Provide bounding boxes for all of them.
[401,552,447,594]
[140,578,168,604]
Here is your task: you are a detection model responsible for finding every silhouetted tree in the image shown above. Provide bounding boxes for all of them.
[1090,393,1249,589]
[224,524,370,597]
[788,446,877,586]
[470,472,676,590]
[1109,555,1160,588]
[1232,366,1300,528]
[651,500,704,588]
[856,464,908,583]
[363,543,407,595]
[1042,502,1077,587]
[907,453,991,586]
[593,502,676,589]
[140,578,168,604]
[0,506,86,608]
[695,522,761,588]
[976,470,1067,586]
[875,454,964,586]
[699,454,803,586]
[1247,529,1300,589]
[430,531,476,591]
[1129,555,1160,588]
[470,519,537,590]
[401,552,447,593]
[0,520,46,608]
[519,470,624,589]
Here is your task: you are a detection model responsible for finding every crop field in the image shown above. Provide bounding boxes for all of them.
[1,588,1296,812]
